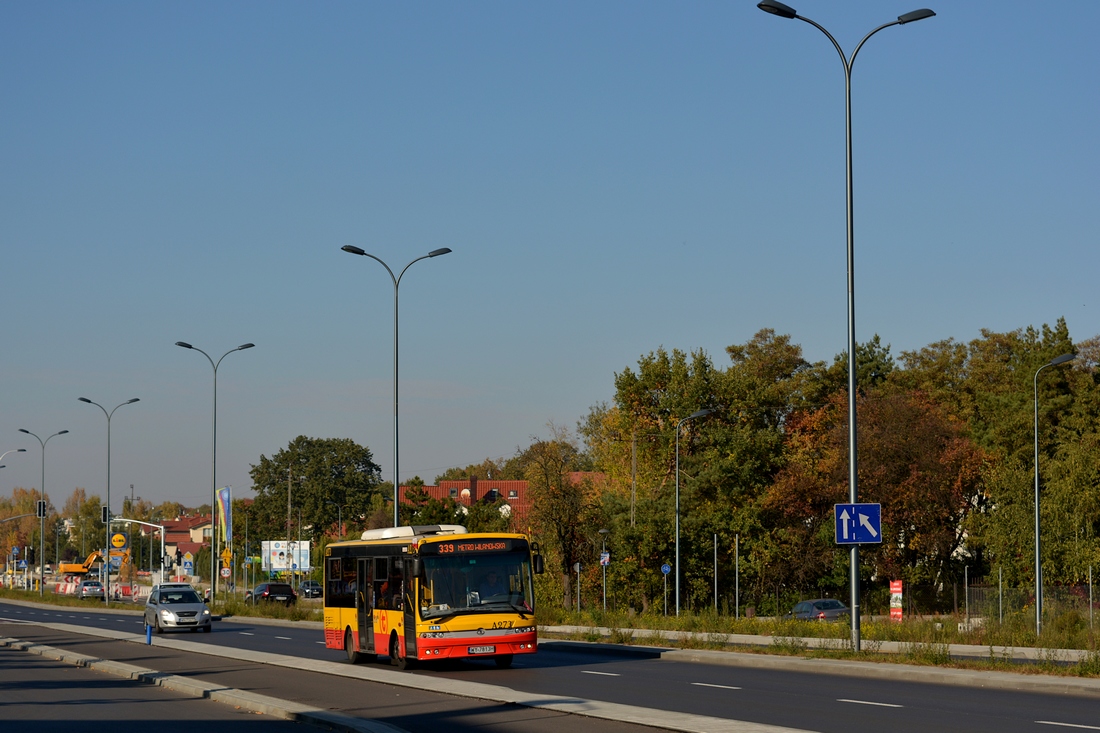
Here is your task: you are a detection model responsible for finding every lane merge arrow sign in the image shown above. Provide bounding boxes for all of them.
[835,503,882,545]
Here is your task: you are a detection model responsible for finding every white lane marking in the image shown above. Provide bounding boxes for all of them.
[275,636,292,640]
[1037,723,1100,730]
[239,632,255,636]
[691,682,742,690]
[315,641,326,645]
[581,670,620,677]
[838,699,903,708]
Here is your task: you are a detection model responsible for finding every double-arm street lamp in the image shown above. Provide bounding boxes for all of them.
[176,341,255,603]
[757,0,935,651]
[1033,352,1076,635]
[341,245,453,527]
[674,408,714,616]
[78,397,139,605]
[19,430,68,596]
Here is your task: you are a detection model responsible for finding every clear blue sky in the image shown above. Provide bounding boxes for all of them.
[2,2,1096,510]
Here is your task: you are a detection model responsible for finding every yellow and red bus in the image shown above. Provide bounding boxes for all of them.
[323,524,544,669]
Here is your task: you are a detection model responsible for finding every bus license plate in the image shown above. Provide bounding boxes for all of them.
[468,646,496,655]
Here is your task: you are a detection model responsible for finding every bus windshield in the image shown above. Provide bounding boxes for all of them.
[419,552,534,621]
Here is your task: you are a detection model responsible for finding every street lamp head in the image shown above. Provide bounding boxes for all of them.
[1049,353,1076,367]
[758,0,797,19]
[58,430,69,435]
[342,245,367,256]
[237,343,255,351]
[688,408,715,420]
[78,397,92,404]
[599,528,610,536]
[897,9,935,24]
[19,429,30,435]
[175,341,194,349]
[126,398,140,405]
[428,248,452,258]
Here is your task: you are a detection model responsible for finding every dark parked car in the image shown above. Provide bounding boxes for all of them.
[246,582,297,606]
[299,580,322,599]
[786,598,850,621]
[77,579,105,600]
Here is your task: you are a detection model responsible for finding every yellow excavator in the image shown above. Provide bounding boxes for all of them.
[57,548,131,576]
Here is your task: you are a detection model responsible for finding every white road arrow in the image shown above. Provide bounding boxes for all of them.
[839,509,850,540]
[858,513,878,539]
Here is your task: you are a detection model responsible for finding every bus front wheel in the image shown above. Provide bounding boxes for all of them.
[390,633,411,671]
[345,629,361,664]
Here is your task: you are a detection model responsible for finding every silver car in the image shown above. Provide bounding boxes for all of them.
[144,586,212,633]
[77,580,105,600]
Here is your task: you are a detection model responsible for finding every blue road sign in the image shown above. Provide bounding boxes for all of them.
[18,560,27,570]
[835,503,882,545]
[661,563,672,575]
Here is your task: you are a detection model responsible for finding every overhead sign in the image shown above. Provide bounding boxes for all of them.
[834,503,882,545]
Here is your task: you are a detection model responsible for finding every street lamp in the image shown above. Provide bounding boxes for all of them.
[674,408,714,616]
[0,449,26,580]
[341,245,453,527]
[757,0,935,651]
[327,501,345,538]
[78,397,139,605]
[19,430,68,596]
[599,528,610,612]
[176,341,254,605]
[1033,352,1075,636]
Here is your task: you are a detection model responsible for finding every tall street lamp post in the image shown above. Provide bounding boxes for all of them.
[0,449,27,580]
[327,501,345,538]
[1033,352,1076,635]
[674,408,714,616]
[175,341,255,604]
[599,528,610,612]
[757,0,935,650]
[78,397,139,605]
[19,430,68,596]
[341,245,452,527]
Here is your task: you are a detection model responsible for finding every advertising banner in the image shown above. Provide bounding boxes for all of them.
[261,540,311,573]
[890,579,904,622]
[217,486,232,544]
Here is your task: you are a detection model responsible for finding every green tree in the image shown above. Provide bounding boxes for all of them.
[248,436,383,545]
[524,426,591,609]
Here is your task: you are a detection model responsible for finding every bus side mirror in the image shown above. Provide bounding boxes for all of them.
[533,554,544,575]
[408,557,422,579]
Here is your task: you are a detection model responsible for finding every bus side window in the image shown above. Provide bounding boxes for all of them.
[326,558,353,608]
[373,558,389,609]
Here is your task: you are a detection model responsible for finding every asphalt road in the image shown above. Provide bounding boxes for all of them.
[3,598,1100,733]
[0,642,308,733]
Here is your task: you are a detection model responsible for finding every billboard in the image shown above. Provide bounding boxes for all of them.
[261,540,311,573]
